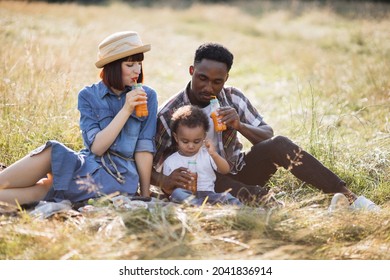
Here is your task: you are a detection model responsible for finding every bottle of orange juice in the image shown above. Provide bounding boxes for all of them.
[210,96,226,132]
[133,83,148,117]
[187,160,198,194]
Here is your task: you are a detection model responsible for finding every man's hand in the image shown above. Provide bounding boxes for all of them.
[218,107,274,144]
[218,107,241,130]
[161,167,194,195]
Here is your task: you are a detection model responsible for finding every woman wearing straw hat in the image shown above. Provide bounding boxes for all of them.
[0,31,157,206]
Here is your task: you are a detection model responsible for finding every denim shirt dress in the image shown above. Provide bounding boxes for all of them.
[35,81,157,202]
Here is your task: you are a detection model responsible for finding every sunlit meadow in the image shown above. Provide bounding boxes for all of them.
[0,0,389,259]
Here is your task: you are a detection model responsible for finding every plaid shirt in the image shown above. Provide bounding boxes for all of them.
[154,82,264,174]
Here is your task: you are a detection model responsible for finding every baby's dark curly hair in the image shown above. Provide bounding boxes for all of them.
[194,43,234,71]
[171,105,210,134]
[161,105,209,161]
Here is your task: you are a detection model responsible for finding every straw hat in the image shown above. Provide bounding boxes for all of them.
[95,31,151,68]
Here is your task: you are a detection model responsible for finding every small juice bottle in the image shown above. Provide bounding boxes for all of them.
[210,96,226,132]
[187,160,198,194]
[134,83,148,117]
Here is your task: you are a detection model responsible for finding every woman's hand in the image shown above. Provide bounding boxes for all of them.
[123,87,147,115]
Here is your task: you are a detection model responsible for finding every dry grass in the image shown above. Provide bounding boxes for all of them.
[0,0,389,260]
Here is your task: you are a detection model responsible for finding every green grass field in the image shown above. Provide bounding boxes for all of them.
[0,0,389,260]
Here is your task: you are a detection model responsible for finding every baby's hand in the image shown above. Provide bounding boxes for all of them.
[204,139,216,155]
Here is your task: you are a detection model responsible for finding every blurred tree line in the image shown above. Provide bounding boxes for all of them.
[28,0,390,4]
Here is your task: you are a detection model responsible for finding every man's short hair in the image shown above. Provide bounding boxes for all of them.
[194,43,234,71]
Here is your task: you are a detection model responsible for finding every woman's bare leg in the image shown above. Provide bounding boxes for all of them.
[0,178,52,205]
[0,147,52,205]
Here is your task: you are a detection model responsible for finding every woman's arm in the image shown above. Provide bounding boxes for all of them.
[134,87,158,197]
[91,88,147,156]
[135,151,153,196]
[91,109,132,156]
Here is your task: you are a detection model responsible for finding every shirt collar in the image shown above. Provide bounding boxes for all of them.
[182,82,192,103]
[97,82,129,99]
[97,82,110,99]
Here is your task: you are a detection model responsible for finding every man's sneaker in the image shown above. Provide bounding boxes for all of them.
[351,195,380,212]
[328,193,380,212]
[0,163,6,171]
[328,193,350,212]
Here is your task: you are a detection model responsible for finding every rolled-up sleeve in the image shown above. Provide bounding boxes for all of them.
[135,139,155,153]
[230,88,264,128]
[78,88,100,149]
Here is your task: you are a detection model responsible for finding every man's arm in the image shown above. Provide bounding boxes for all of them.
[218,107,274,145]
[236,122,274,145]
